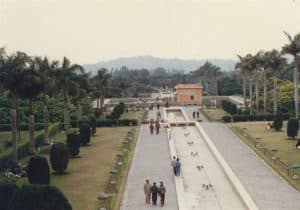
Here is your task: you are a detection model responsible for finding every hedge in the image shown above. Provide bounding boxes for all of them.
[231,114,291,122]
[27,156,50,184]
[96,119,138,127]
[8,185,72,210]
[0,123,59,169]
[0,123,44,132]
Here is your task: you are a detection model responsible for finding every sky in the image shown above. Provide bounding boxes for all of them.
[0,0,300,64]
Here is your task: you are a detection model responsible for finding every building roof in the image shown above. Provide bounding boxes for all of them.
[175,84,203,89]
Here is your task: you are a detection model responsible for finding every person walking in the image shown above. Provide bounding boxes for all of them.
[158,182,166,207]
[171,156,176,175]
[150,123,154,135]
[144,179,152,204]
[155,120,160,134]
[175,158,181,176]
[196,111,200,119]
[151,182,159,206]
[192,111,195,119]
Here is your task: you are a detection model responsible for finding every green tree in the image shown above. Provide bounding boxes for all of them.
[282,32,300,118]
[53,57,84,130]
[91,68,110,116]
[261,50,287,114]
[0,51,29,165]
[18,67,44,154]
[35,57,58,144]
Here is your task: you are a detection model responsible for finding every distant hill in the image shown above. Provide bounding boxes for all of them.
[83,55,236,73]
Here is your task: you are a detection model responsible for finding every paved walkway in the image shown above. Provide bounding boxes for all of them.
[202,122,300,210]
[120,124,178,210]
[182,106,207,121]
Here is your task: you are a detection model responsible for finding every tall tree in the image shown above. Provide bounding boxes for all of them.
[237,54,256,114]
[282,32,300,118]
[35,57,58,144]
[91,68,110,116]
[53,57,84,130]
[236,57,248,109]
[18,65,44,154]
[0,51,29,165]
[261,50,287,114]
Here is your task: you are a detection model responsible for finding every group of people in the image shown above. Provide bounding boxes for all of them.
[149,118,160,134]
[192,110,200,119]
[171,156,181,176]
[144,180,166,206]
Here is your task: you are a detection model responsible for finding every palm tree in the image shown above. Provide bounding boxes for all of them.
[35,57,58,144]
[236,57,247,109]
[18,64,44,154]
[91,68,111,116]
[53,57,84,130]
[0,51,29,165]
[282,32,300,118]
[237,54,256,114]
[261,50,287,114]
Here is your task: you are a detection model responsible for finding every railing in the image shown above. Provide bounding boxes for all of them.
[232,126,300,185]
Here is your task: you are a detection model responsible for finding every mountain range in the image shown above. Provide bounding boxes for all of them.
[83,55,236,73]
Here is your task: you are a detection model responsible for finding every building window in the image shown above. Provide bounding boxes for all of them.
[191,95,194,100]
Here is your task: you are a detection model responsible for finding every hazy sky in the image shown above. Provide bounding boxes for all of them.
[1,0,300,64]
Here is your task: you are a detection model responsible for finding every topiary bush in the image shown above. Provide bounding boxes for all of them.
[0,182,18,210]
[27,156,50,184]
[79,123,91,145]
[89,115,97,135]
[287,118,299,139]
[8,184,72,210]
[273,113,283,131]
[222,115,231,123]
[66,131,80,158]
[50,143,69,173]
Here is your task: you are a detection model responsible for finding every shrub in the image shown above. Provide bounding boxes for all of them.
[96,119,118,127]
[8,184,72,210]
[50,143,69,173]
[0,182,18,210]
[89,115,97,135]
[287,118,299,139]
[27,156,50,184]
[79,123,91,145]
[222,100,237,115]
[273,113,283,131]
[66,131,80,158]
[222,115,231,123]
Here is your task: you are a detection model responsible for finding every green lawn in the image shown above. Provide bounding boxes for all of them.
[120,110,144,121]
[230,121,300,191]
[13,127,138,210]
[200,108,228,121]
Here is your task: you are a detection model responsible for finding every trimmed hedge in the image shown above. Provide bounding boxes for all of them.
[50,143,69,173]
[96,119,138,127]
[27,156,50,184]
[8,184,72,210]
[0,123,44,132]
[79,123,91,145]
[66,131,80,157]
[222,115,232,123]
[287,118,299,138]
[0,123,59,169]
[0,182,18,210]
[230,114,291,122]
[222,100,237,115]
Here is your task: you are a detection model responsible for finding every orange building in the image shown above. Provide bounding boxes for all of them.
[175,84,203,105]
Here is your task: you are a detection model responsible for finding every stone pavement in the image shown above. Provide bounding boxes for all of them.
[202,122,300,210]
[182,106,207,121]
[120,124,178,210]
